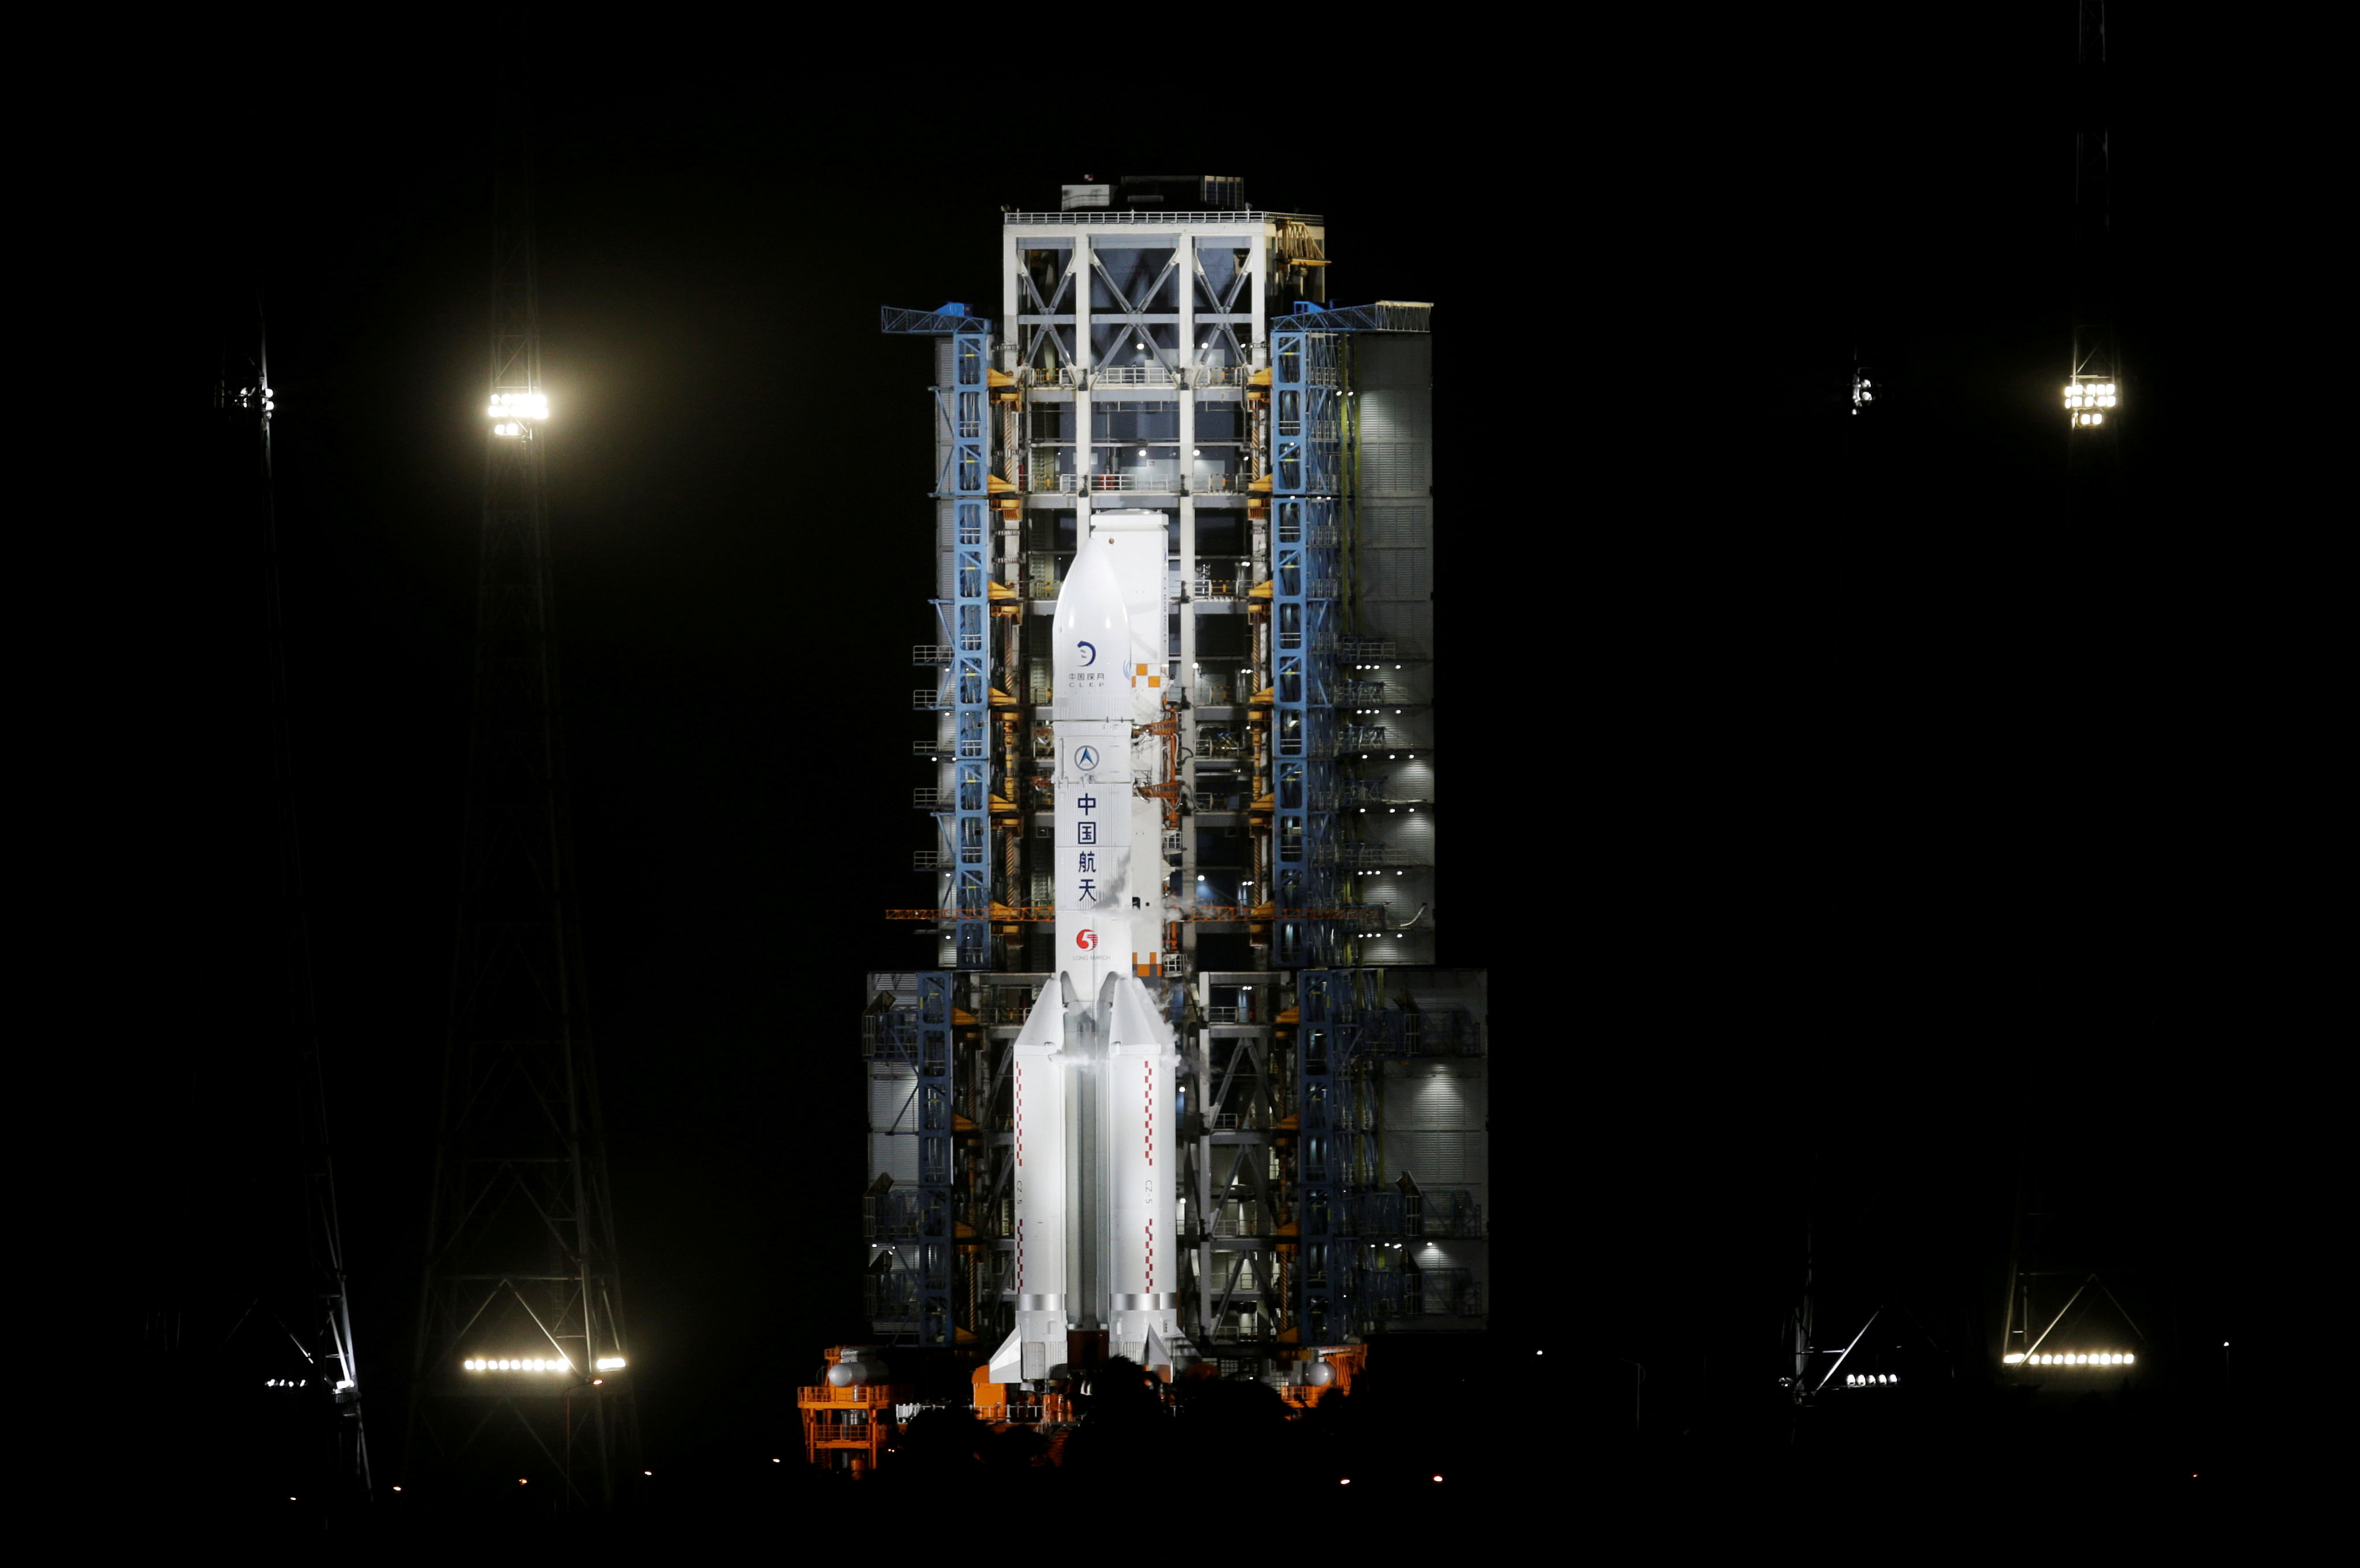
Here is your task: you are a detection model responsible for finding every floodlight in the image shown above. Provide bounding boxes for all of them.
[596,1356,628,1371]
[486,392,549,434]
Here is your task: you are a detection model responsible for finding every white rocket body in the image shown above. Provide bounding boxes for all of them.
[1006,981,1067,1381]
[1049,532,1135,996]
[990,513,1187,1387]
[1105,972,1178,1368]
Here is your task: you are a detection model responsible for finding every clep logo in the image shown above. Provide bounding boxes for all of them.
[1076,640,1097,667]
[1076,929,1098,951]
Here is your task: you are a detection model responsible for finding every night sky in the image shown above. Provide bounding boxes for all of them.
[155,18,2273,1500]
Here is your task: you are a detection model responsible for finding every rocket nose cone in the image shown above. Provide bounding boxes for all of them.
[1053,535,1130,720]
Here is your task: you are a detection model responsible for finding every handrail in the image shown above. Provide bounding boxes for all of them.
[1093,364,1181,387]
[1003,210,1321,225]
[879,904,1382,923]
[797,1384,898,1406]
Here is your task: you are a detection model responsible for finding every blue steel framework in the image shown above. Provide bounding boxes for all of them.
[858,973,956,1348]
[1269,311,1345,972]
[1295,969,1348,1340]
[909,973,957,1347]
[886,307,997,971]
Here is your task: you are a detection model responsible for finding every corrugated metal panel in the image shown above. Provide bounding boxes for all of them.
[1361,546,1430,602]
[870,1132,919,1185]
[1354,602,1430,653]
[1384,815,1437,861]
[1359,442,1429,496]
[1393,1072,1470,1129]
[869,1071,920,1182]
[1390,1129,1466,1183]
[870,1070,918,1133]
[1359,503,1426,548]
[1355,337,1432,502]
[1389,759,1438,798]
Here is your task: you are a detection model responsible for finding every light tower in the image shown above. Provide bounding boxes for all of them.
[810,179,1482,1468]
[195,287,374,1503]
[405,163,639,1509]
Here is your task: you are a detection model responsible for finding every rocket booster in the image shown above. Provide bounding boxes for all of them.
[1006,980,1068,1380]
[991,514,1188,1386]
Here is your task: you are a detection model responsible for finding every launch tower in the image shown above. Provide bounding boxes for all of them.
[819,179,1483,1459]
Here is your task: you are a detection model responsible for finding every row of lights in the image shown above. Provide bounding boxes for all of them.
[2005,1352,2134,1367]
[1846,1373,1899,1386]
[461,1356,628,1373]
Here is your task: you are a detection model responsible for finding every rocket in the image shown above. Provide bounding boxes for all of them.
[990,513,1190,1386]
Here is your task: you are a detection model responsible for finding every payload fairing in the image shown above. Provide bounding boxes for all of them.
[990,513,1191,1383]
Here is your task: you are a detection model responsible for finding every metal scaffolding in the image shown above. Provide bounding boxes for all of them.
[843,188,1478,1417]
